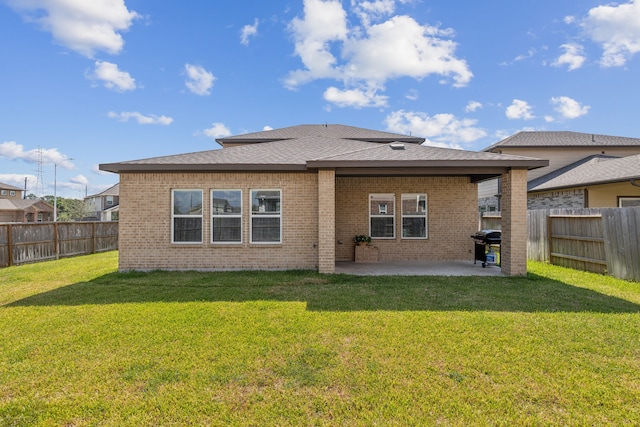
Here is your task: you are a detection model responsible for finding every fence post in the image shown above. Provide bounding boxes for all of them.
[7,224,13,267]
[92,222,96,254]
[546,214,552,263]
[54,222,59,260]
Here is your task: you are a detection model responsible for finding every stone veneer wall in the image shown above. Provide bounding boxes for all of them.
[118,172,319,271]
[335,176,478,262]
[527,189,585,210]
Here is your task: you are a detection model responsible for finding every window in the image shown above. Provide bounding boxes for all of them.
[9,191,15,197]
[402,194,427,239]
[251,189,281,243]
[370,194,395,238]
[172,189,203,243]
[212,190,242,243]
[106,196,114,206]
[1,190,6,196]
[619,197,640,207]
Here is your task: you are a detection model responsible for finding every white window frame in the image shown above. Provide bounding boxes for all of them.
[0,190,6,196]
[9,191,15,197]
[250,189,282,244]
[369,193,395,239]
[211,189,243,244]
[619,197,640,207]
[171,189,203,244]
[401,193,428,239]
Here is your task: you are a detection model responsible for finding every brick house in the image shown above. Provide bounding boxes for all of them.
[99,124,546,275]
[0,181,54,223]
[479,131,640,210]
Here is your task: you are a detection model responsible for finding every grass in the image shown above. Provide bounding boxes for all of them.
[0,251,639,426]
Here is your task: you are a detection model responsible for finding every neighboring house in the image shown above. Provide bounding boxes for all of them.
[479,131,640,210]
[0,198,54,222]
[0,182,24,200]
[84,183,119,221]
[0,181,53,222]
[99,124,547,276]
[528,154,640,208]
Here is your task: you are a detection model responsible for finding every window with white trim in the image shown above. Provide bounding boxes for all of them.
[212,190,242,243]
[172,189,203,243]
[370,193,395,238]
[619,197,640,207]
[251,189,281,243]
[402,194,427,239]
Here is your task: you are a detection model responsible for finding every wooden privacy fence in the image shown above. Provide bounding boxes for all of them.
[480,207,640,282]
[0,222,118,268]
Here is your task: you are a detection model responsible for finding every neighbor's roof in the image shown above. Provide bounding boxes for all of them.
[100,124,548,175]
[87,183,119,198]
[528,154,640,192]
[0,198,53,210]
[0,181,24,191]
[484,131,640,152]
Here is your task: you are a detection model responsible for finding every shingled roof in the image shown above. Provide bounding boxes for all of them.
[528,154,640,192]
[216,124,425,145]
[484,131,640,152]
[100,124,547,175]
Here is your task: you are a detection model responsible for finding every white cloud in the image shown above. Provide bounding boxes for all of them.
[0,141,72,167]
[384,110,487,149]
[0,173,37,189]
[405,89,418,101]
[550,96,590,119]
[465,101,483,113]
[263,126,274,131]
[285,0,472,103]
[286,0,348,87]
[505,99,535,120]
[202,123,232,139]
[6,0,139,57]
[323,86,388,108]
[108,111,173,125]
[582,0,640,67]
[552,43,586,71]
[185,64,215,95]
[352,0,396,26]
[241,18,259,46]
[88,61,136,92]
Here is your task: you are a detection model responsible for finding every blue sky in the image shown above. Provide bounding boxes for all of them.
[1,0,640,198]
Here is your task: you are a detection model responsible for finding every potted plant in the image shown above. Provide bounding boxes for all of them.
[354,235,371,246]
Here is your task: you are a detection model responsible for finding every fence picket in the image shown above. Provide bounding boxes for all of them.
[0,222,118,267]
[481,206,640,282]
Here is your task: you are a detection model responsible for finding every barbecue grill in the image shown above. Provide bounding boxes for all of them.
[471,230,501,267]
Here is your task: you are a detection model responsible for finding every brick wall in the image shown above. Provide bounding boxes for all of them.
[528,189,585,210]
[500,169,528,276]
[118,172,319,271]
[335,176,478,262]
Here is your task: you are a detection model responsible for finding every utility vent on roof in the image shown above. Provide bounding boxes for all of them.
[390,142,405,150]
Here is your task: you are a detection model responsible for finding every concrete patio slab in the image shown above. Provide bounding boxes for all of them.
[335,260,504,276]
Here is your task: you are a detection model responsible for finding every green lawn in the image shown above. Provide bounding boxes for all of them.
[1,251,639,426]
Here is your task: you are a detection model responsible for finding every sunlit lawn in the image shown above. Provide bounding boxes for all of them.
[1,251,639,426]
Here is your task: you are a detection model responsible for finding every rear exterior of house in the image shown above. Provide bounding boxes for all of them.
[101,124,546,276]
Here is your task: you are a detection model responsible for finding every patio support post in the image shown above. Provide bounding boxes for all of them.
[500,168,528,276]
[318,168,336,273]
